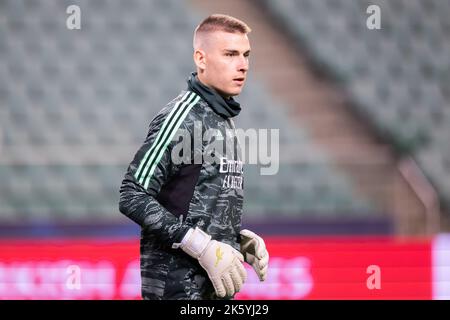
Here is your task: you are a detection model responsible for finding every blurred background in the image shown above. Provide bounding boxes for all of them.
[0,0,449,299]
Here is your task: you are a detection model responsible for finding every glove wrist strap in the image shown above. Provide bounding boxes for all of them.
[179,227,211,258]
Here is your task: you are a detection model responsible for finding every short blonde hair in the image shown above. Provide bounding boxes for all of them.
[193,14,251,47]
[195,14,251,34]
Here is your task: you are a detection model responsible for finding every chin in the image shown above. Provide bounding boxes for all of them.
[216,84,243,98]
[228,88,243,97]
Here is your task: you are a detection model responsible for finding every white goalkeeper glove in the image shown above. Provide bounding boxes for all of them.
[177,227,247,298]
[240,229,269,281]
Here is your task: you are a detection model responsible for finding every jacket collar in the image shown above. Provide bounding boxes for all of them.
[187,72,241,119]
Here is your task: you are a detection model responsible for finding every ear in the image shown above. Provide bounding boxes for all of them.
[193,49,206,71]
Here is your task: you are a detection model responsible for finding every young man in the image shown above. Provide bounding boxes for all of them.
[119,14,269,300]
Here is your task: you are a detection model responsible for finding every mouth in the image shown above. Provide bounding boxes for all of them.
[233,77,245,85]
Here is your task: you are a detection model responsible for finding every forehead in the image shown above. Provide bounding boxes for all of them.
[206,30,250,51]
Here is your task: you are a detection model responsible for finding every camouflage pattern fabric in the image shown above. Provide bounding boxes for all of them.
[119,89,244,300]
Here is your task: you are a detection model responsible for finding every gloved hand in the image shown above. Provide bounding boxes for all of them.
[179,227,247,298]
[240,229,269,281]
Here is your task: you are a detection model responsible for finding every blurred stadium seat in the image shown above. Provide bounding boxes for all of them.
[261,0,450,219]
[2,0,448,235]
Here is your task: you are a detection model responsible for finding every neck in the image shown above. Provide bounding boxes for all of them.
[187,71,241,119]
[197,72,230,99]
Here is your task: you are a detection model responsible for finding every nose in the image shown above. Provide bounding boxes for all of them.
[237,55,249,73]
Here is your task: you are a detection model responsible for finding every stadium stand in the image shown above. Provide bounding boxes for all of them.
[0,0,389,230]
[261,0,450,215]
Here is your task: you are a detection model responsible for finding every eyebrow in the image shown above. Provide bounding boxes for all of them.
[223,49,251,55]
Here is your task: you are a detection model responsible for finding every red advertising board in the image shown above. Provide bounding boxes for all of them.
[236,236,432,300]
[0,236,436,300]
[0,239,140,300]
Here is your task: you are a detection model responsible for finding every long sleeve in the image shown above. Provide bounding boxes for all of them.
[119,91,201,245]
[119,107,194,245]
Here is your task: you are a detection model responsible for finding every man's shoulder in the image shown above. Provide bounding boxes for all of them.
[148,90,204,130]
[161,90,204,116]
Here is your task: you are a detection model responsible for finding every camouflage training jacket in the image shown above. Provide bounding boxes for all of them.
[119,73,244,263]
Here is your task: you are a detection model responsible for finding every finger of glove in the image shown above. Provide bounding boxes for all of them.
[258,251,269,269]
[222,273,235,297]
[250,260,262,279]
[233,248,245,263]
[246,252,266,271]
[229,266,244,292]
[235,259,247,283]
[211,277,226,298]
[258,263,268,281]
[254,238,267,260]
[256,253,269,281]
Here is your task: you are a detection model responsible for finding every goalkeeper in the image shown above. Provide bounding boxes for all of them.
[119,14,269,300]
